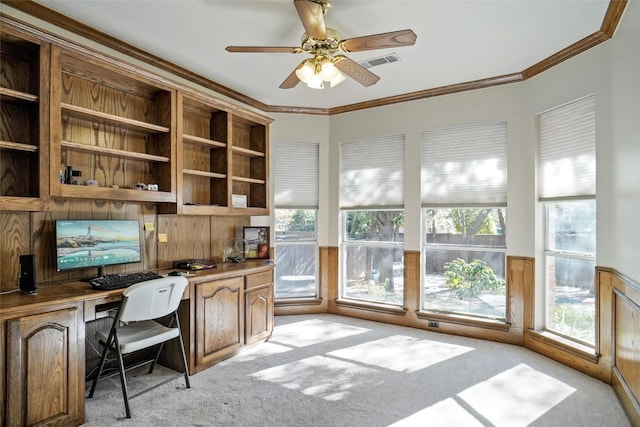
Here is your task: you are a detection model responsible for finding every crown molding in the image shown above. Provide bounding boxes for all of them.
[2,0,628,116]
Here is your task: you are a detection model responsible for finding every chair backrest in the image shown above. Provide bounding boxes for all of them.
[119,276,188,322]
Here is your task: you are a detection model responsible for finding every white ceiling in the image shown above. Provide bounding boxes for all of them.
[33,0,611,110]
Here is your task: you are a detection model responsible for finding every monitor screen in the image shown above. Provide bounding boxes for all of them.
[55,219,142,274]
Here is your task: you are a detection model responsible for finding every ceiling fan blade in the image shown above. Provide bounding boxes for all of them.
[294,0,327,40]
[334,55,380,87]
[341,29,417,52]
[279,61,305,89]
[226,46,299,53]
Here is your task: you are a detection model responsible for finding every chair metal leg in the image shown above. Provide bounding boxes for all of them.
[175,314,191,388]
[114,336,132,418]
[147,341,166,374]
[88,331,114,398]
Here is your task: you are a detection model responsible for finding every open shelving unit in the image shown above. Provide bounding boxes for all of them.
[49,47,176,203]
[159,92,271,215]
[1,20,271,215]
[0,29,49,211]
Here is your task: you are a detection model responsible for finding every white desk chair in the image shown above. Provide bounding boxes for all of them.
[88,276,191,418]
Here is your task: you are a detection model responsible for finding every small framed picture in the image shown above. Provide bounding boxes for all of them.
[243,226,270,259]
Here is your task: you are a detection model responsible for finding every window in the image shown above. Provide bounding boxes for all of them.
[539,95,596,345]
[340,135,405,306]
[421,122,508,319]
[273,142,319,299]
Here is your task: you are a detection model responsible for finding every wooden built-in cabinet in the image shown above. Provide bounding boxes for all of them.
[229,113,269,215]
[159,91,270,215]
[245,270,274,345]
[194,276,244,370]
[177,268,274,374]
[4,303,84,426]
[1,20,271,213]
[0,27,50,212]
[49,46,176,203]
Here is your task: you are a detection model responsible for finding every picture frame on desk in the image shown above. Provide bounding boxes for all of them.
[243,226,270,259]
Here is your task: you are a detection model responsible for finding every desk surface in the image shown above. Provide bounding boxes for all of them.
[0,260,274,320]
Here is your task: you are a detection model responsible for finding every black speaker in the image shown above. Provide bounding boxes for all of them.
[19,254,37,294]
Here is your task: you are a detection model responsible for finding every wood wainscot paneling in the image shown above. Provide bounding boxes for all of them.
[599,267,640,426]
[0,212,31,291]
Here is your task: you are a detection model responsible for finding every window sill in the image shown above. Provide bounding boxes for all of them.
[335,299,407,315]
[526,329,598,363]
[275,297,323,306]
[416,310,510,331]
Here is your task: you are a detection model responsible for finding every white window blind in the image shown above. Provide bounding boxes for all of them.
[340,134,405,208]
[274,142,319,208]
[538,95,596,200]
[421,121,507,206]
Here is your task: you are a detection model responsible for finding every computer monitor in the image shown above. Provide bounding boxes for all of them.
[55,219,142,278]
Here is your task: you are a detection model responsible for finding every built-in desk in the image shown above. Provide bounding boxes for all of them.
[0,261,274,426]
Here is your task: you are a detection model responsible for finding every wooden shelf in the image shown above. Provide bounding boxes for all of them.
[61,103,170,134]
[0,87,38,103]
[0,140,39,152]
[61,140,170,162]
[57,184,175,203]
[183,169,226,179]
[232,146,265,157]
[232,176,266,185]
[183,134,226,148]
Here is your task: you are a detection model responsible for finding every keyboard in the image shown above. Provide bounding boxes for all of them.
[89,271,163,290]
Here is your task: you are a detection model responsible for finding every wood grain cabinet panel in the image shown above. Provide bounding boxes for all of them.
[245,271,274,345]
[5,304,84,427]
[194,277,244,369]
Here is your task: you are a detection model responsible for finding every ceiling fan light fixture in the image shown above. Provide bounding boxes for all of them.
[330,72,346,87]
[319,58,339,81]
[307,74,324,89]
[295,59,316,84]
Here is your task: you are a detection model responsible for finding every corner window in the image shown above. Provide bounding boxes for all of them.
[274,209,318,299]
[341,210,404,305]
[339,134,405,307]
[544,201,596,344]
[273,142,319,299]
[538,95,596,346]
[421,121,508,320]
[423,208,506,319]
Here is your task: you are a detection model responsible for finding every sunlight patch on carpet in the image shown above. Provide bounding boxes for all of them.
[249,355,382,401]
[219,342,291,364]
[270,319,369,347]
[457,363,576,426]
[327,335,474,373]
[388,398,485,427]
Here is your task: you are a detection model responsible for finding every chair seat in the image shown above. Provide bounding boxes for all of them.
[97,321,180,354]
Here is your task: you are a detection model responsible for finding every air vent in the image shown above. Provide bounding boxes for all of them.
[358,53,400,69]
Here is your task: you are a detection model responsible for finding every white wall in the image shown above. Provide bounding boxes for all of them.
[610,0,640,281]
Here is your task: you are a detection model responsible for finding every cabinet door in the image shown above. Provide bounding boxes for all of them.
[6,305,84,427]
[245,285,274,345]
[195,277,244,368]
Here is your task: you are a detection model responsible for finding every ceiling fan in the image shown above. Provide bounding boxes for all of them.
[225,0,417,89]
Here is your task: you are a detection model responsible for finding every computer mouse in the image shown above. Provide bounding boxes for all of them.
[168,271,182,276]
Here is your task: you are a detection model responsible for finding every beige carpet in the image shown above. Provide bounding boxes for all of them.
[83,314,630,426]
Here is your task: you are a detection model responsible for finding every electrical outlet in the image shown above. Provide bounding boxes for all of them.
[428,320,439,328]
